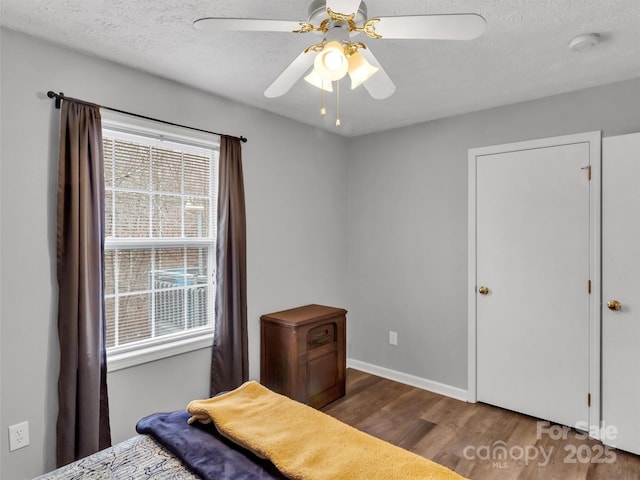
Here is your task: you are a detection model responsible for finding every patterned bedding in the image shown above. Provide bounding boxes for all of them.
[34,434,199,480]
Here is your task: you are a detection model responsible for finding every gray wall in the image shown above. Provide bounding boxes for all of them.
[0,28,348,479]
[347,77,640,389]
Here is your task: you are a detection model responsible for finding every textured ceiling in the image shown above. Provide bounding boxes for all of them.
[2,0,639,137]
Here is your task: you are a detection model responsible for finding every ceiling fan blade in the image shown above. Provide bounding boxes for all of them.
[326,0,362,15]
[264,50,315,98]
[359,48,396,100]
[373,14,486,40]
[194,17,301,33]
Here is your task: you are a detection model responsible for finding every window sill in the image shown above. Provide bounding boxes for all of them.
[107,334,214,372]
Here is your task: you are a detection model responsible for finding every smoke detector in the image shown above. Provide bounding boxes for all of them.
[569,33,601,52]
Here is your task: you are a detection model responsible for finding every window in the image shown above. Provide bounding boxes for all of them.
[102,120,218,370]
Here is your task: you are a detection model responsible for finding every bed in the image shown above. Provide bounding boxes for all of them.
[34,434,200,480]
[36,381,465,480]
[35,410,285,480]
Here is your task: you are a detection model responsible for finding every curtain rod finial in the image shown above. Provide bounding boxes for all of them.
[240,136,248,143]
[47,91,63,109]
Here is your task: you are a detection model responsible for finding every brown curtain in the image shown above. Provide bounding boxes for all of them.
[55,100,111,466]
[210,135,248,395]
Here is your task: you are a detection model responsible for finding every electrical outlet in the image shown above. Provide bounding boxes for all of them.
[389,331,398,346]
[9,421,30,451]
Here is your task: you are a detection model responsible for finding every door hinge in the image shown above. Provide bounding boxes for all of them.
[588,280,591,294]
[588,393,591,407]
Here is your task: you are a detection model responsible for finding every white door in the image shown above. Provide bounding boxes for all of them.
[469,132,601,431]
[602,132,640,455]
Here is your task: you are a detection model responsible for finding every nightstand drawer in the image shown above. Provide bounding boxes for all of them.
[307,323,336,349]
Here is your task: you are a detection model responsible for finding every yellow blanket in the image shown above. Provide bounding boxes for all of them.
[187,381,466,480]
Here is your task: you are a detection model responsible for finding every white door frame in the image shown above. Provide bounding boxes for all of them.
[467,131,602,435]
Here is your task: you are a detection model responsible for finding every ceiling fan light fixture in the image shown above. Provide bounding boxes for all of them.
[314,41,348,81]
[347,50,378,89]
[304,68,334,92]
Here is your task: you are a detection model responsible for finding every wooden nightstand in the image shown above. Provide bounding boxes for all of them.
[260,304,347,409]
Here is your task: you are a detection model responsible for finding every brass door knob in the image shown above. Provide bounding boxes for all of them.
[479,286,490,295]
[607,300,622,311]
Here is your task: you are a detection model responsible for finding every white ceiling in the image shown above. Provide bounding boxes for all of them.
[2,1,639,137]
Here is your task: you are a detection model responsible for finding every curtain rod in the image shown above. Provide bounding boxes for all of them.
[46,91,247,143]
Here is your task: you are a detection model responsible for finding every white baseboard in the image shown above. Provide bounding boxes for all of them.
[347,358,468,402]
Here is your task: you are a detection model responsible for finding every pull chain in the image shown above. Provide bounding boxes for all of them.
[321,87,327,116]
[335,80,341,127]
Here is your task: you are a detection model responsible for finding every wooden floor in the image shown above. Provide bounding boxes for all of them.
[322,369,640,480]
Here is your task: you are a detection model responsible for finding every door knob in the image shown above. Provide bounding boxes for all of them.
[478,286,490,295]
[607,300,622,311]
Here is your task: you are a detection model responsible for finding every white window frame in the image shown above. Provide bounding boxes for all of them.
[102,115,219,372]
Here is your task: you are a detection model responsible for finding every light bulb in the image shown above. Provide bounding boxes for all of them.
[314,41,348,81]
[323,50,345,71]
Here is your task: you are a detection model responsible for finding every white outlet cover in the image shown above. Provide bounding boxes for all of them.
[9,421,30,451]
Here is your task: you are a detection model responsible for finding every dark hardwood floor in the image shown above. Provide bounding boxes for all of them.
[322,369,640,480]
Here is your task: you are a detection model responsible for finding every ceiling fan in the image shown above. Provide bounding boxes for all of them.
[194,0,486,123]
